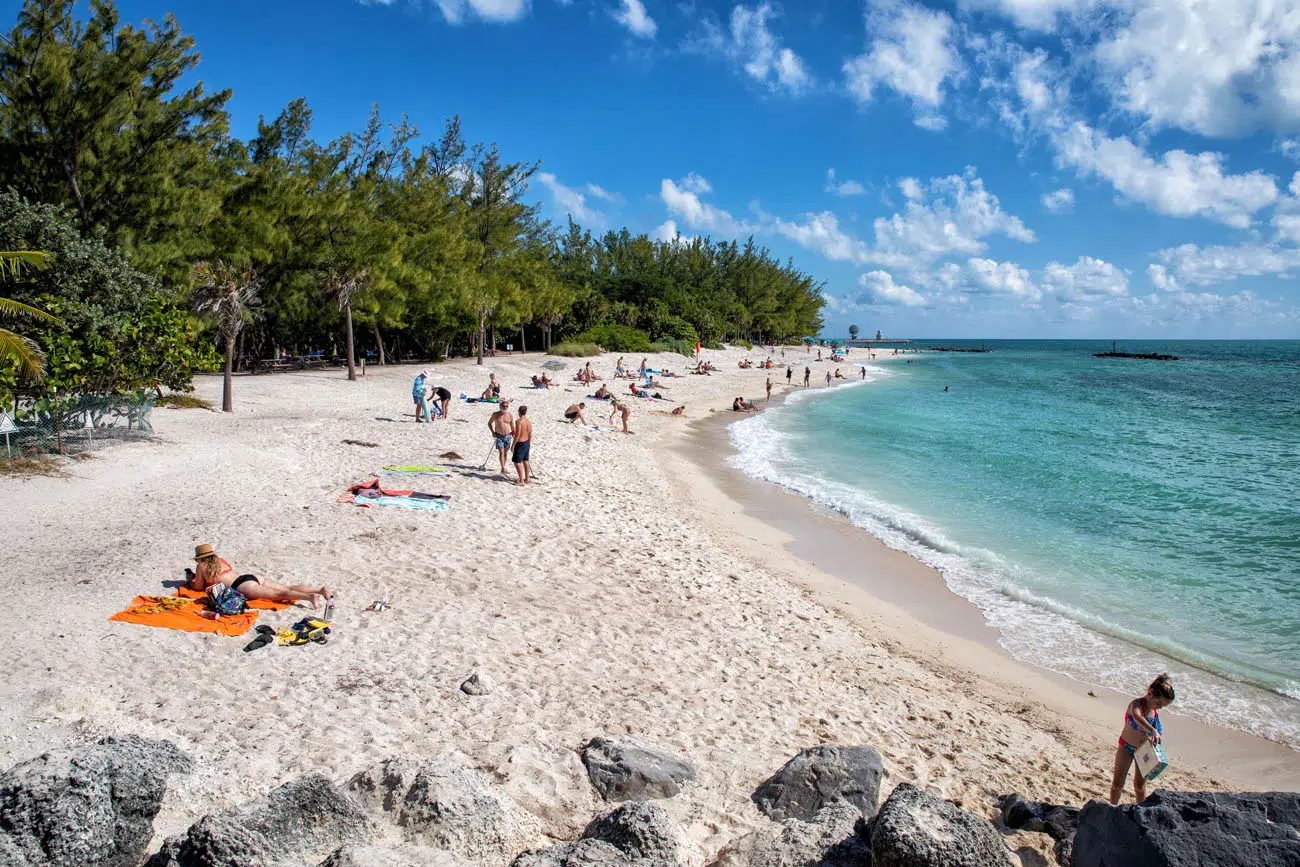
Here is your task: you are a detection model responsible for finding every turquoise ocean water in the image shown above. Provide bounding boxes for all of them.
[729,341,1300,748]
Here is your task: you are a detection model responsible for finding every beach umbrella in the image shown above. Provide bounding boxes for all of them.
[541,360,567,370]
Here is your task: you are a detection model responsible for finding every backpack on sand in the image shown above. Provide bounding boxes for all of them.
[206,582,248,616]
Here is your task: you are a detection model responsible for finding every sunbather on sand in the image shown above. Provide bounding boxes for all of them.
[187,544,331,608]
[593,385,612,399]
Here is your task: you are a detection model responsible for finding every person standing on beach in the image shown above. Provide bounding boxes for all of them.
[488,400,515,475]
[786,366,793,387]
[860,366,866,380]
[512,405,533,486]
[766,378,773,401]
[1109,674,1176,804]
[412,370,432,423]
[825,371,833,387]
[803,367,811,387]
[435,385,452,418]
[610,400,632,434]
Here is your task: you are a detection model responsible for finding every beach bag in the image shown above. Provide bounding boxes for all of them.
[1135,741,1168,781]
[205,582,248,616]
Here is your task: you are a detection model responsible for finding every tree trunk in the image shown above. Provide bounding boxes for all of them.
[490,323,496,356]
[476,312,486,365]
[373,321,386,365]
[222,338,235,412]
[520,327,527,353]
[345,304,357,381]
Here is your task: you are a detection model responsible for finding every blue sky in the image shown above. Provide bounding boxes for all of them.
[104,0,1300,338]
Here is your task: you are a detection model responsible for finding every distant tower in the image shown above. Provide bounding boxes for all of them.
[849,324,860,340]
[876,329,883,340]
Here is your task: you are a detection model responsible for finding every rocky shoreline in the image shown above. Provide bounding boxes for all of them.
[3,735,1297,867]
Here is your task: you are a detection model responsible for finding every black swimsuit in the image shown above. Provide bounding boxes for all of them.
[232,574,259,593]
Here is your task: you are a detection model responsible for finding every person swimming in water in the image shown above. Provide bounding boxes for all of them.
[1109,673,1176,804]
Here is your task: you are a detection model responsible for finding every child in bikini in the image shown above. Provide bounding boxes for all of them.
[1109,673,1176,804]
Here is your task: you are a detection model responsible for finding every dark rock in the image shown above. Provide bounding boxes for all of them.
[459,673,493,696]
[317,843,469,866]
[870,783,1013,867]
[346,757,543,866]
[148,775,372,867]
[0,735,191,867]
[511,802,692,867]
[715,800,872,867]
[752,745,884,823]
[997,793,1079,840]
[580,736,696,802]
[1072,790,1300,867]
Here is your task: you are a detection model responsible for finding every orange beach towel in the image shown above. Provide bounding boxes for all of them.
[109,586,293,637]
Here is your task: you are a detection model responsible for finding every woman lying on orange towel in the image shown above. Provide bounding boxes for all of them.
[188,544,333,609]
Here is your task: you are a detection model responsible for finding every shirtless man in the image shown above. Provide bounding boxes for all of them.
[610,400,632,434]
[564,402,588,424]
[593,384,612,399]
[487,400,515,475]
[512,405,533,486]
[766,377,773,401]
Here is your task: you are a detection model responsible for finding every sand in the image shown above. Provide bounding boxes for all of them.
[1,347,1295,863]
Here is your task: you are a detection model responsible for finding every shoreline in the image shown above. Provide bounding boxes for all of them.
[657,372,1300,792]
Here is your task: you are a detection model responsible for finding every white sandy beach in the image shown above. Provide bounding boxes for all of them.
[2,347,1296,864]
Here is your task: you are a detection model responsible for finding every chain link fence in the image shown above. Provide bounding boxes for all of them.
[1,393,155,459]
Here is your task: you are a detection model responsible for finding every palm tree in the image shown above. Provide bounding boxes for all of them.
[321,264,367,382]
[0,251,61,381]
[191,261,261,412]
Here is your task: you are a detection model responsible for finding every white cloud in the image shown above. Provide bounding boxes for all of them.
[433,0,530,24]
[689,3,813,95]
[537,172,606,226]
[1151,241,1300,289]
[986,44,1283,228]
[659,175,748,236]
[1096,0,1300,138]
[769,211,872,264]
[1056,122,1279,228]
[856,270,928,306]
[825,169,867,197]
[585,183,622,203]
[1041,255,1129,300]
[843,0,962,129]
[869,169,1036,268]
[613,0,656,38]
[652,220,684,242]
[961,0,1106,31]
[1041,188,1074,212]
[965,257,1041,301]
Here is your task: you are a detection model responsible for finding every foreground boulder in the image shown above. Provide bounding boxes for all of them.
[148,775,372,867]
[317,842,470,866]
[347,757,545,867]
[512,802,692,867]
[0,735,191,867]
[752,745,884,823]
[580,736,696,802]
[1072,790,1300,867]
[997,793,1080,865]
[870,783,1013,867]
[715,800,871,867]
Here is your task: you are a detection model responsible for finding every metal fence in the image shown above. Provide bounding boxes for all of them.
[1,393,155,458]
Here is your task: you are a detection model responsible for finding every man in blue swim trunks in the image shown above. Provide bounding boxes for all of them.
[487,400,515,476]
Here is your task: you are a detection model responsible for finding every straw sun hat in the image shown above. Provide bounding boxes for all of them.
[194,543,218,561]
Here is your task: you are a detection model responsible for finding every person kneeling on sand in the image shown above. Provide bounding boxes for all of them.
[565,402,588,424]
[187,544,332,608]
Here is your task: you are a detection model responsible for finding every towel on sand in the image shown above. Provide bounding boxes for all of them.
[379,465,453,478]
[109,587,292,636]
[339,477,451,511]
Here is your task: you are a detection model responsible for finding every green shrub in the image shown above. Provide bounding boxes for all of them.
[657,315,699,344]
[574,324,651,353]
[549,342,602,357]
[156,393,213,409]
[705,340,725,351]
[737,339,754,351]
[650,338,694,356]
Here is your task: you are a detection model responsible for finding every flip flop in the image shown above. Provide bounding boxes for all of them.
[243,632,274,653]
